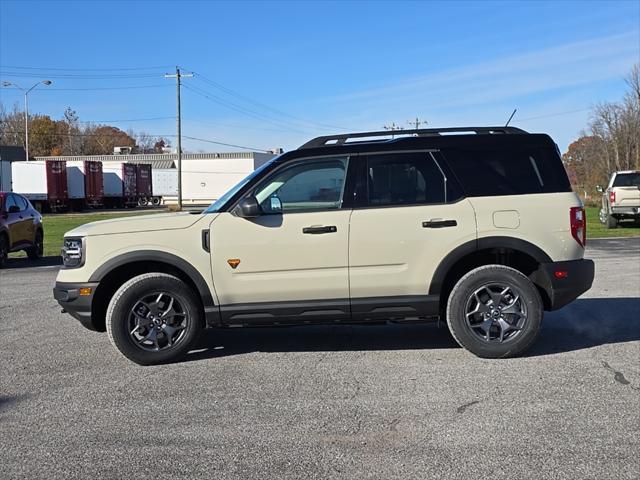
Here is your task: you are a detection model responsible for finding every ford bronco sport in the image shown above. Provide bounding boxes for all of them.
[598,170,640,228]
[53,127,595,364]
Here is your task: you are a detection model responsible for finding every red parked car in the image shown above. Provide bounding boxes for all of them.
[0,192,44,268]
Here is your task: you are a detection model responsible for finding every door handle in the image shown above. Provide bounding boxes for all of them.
[423,219,457,228]
[303,225,337,234]
[201,229,210,252]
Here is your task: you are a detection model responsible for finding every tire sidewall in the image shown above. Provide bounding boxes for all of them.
[0,235,8,268]
[107,274,203,365]
[446,265,542,358]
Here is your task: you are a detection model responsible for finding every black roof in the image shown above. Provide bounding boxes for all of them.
[290,126,555,159]
[299,126,527,149]
[0,145,26,162]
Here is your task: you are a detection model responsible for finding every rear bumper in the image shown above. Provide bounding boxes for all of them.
[611,206,640,216]
[53,281,100,331]
[530,259,595,311]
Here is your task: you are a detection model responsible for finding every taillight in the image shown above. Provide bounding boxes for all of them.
[570,206,586,247]
[609,190,616,205]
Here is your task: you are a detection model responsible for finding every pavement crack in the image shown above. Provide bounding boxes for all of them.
[456,400,480,414]
[602,361,639,390]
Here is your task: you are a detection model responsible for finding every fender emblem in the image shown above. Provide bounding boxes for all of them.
[227,259,241,269]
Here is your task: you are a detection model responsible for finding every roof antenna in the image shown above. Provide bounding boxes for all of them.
[505,108,517,127]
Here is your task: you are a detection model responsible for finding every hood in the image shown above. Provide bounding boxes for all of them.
[65,212,206,237]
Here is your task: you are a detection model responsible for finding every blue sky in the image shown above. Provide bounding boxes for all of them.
[1,0,638,153]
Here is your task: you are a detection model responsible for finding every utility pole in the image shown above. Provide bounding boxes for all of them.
[408,117,427,130]
[383,122,403,138]
[164,66,192,211]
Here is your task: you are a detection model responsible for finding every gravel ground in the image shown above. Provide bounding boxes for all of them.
[1,238,639,479]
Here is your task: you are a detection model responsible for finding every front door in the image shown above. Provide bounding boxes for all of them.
[209,155,353,325]
[348,151,477,320]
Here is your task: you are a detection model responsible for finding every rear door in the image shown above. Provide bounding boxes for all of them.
[14,194,36,244]
[4,194,28,246]
[348,151,477,320]
[209,155,354,325]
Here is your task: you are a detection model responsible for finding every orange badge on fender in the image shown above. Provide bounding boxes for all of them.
[227,259,241,269]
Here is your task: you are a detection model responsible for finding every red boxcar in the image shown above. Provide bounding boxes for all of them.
[135,164,153,205]
[46,160,69,212]
[122,163,137,207]
[84,160,104,207]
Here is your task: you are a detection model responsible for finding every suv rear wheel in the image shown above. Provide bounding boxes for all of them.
[446,265,542,358]
[26,230,43,260]
[106,273,204,365]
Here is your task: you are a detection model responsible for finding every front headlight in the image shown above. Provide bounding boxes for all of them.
[61,237,85,268]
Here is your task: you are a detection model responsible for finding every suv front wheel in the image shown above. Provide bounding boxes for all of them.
[106,273,204,365]
[446,265,542,358]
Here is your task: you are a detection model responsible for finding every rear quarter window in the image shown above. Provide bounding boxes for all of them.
[442,146,571,196]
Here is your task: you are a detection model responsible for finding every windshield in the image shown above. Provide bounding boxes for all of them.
[203,157,278,213]
[612,172,640,187]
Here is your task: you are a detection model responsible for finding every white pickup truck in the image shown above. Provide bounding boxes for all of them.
[598,170,640,228]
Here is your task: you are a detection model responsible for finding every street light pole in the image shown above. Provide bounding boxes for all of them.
[1,80,52,161]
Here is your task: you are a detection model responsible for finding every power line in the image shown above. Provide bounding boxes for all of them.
[0,64,174,72]
[0,71,162,80]
[517,108,591,122]
[183,83,313,135]
[192,71,352,131]
[1,84,171,91]
[183,136,271,152]
[1,129,270,151]
[76,116,174,124]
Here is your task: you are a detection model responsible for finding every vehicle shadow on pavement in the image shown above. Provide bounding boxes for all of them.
[186,323,460,361]
[4,256,61,269]
[529,297,640,356]
[186,297,640,362]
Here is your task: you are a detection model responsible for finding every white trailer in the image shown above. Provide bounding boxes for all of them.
[150,169,178,205]
[11,160,69,211]
[162,154,275,206]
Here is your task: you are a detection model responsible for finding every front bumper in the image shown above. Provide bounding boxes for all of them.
[530,259,595,311]
[53,281,100,331]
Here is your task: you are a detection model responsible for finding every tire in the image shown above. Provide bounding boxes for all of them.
[151,197,161,206]
[605,212,618,229]
[446,265,543,359]
[26,230,43,260]
[106,273,204,365]
[598,208,607,225]
[138,197,148,207]
[0,234,8,268]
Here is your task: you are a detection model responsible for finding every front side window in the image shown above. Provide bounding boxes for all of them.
[366,152,446,206]
[254,157,349,213]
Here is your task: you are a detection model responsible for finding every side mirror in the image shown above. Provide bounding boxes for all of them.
[595,185,603,193]
[236,196,262,218]
[8,205,20,214]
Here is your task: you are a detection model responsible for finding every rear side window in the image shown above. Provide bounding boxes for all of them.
[365,152,453,207]
[443,147,571,196]
[612,173,640,187]
[14,195,28,211]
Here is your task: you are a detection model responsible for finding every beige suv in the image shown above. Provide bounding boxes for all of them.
[53,127,595,364]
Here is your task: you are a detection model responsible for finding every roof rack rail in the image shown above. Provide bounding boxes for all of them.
[299,126,528,149]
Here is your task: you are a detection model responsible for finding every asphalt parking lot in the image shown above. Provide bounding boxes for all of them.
[1,238,639,480]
